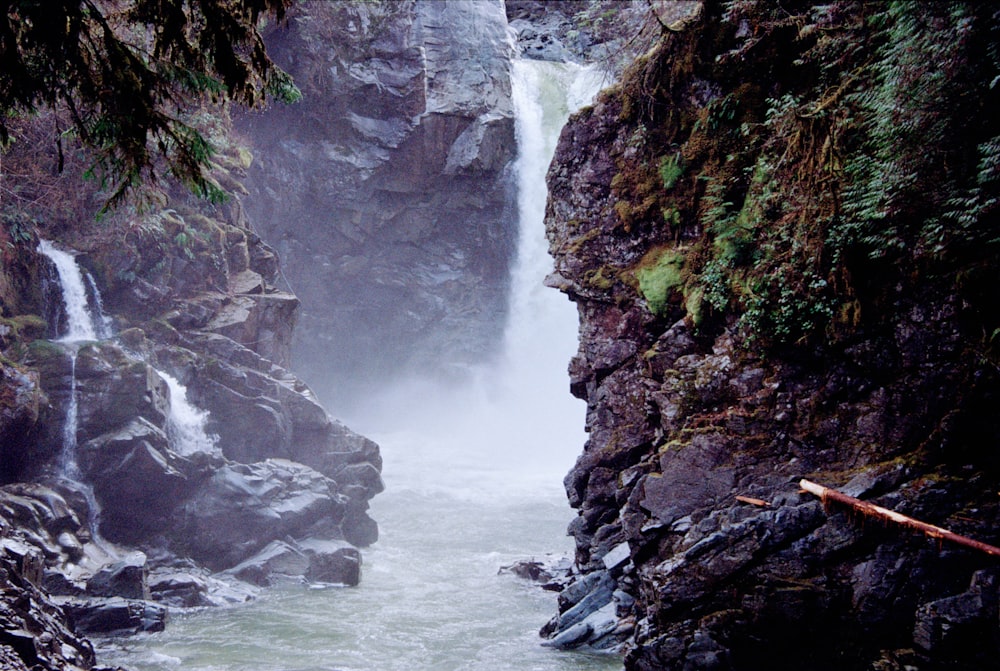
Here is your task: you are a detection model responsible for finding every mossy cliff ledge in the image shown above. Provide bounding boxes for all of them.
[543,2,1000,669]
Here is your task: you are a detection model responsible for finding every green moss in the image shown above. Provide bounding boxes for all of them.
[635,247,687,316]
[27,339,66,358]
[584,266,618,290]
[1,315,47,341]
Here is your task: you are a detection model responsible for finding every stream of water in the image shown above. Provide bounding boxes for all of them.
[97,60,622,671]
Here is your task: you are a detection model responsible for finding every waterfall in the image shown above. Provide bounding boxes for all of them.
[37,239,105,473]
[85,270,115,339]
[158,370,220,456]
[38,239,101,342]
[99,59,620,671]
[37,239,113,546]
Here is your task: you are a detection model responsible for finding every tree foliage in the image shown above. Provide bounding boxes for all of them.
[0,0,298,208]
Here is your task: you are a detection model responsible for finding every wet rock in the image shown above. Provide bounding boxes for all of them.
[0,541,97,670]
[914,569,1000,665]
[85,552,151,600]
[59,596,167,635]
[225,540,309,587]
[299,538,362,586]
[167,459,349,571]
[79,417,190,542]
[0,361,41,483]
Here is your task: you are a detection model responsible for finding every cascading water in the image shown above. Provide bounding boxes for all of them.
[158,370,220,457]
[98,60,622,671]
[38,239,100,343]
[37,239,109,542]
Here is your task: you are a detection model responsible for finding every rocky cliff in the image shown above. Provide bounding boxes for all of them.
[237,0,519,408]
[541,1,1000,669]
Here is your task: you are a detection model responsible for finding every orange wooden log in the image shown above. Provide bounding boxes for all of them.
[799,478,1000,559]
[735,495,771,507]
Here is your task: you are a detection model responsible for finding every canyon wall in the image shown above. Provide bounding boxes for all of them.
[541,2,1000,669]
[238,0,519,408]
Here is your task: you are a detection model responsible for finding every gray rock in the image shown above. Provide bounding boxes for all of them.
[85,552,150,600]
[240,0,519,407]
[299,538,362,586]
[59,596,167,635]
[225,540,310,587]
[167,459,349,571]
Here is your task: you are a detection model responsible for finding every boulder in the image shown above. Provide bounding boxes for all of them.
[225,540,310,587]
[78,417,190,542]
[299,538,362,586]
[167,459,348,571]
[59,596,167,635]
[85,552,151,600]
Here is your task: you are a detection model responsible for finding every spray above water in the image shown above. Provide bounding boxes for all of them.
[346,61,605,499]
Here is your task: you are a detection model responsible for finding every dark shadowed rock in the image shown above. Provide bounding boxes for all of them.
[167,459,351,571]
[85,552,151,600]
[299,538,362,586]
[59,596,166,635]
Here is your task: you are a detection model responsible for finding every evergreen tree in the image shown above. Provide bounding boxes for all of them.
[0,0,298,207]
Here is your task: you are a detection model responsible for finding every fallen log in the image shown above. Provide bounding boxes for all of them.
[735,495,771,508]
[799,478,1000,559]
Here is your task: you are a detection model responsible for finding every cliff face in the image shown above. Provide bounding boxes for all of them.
[543,2,1000,668]
[238,0,519,407]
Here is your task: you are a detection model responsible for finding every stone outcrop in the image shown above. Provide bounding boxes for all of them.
[541,2,1000,669]
[238,0,520,407]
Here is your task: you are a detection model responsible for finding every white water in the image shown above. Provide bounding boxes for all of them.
[158,370,220,457]
[38,239,100,343]
[99,61,621,671]
[37,239,100,476]
[37,239,112,547]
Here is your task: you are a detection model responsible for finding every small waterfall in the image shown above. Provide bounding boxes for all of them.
[37,239,101,342]
[158,370,220,456]
[37,239,111,546]
[85,270,115,339]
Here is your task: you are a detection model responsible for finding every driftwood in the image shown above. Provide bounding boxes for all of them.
[799,478,1000,559]
[735,495,771,508]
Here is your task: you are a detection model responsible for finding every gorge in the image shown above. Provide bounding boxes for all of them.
[2,2,1000,671]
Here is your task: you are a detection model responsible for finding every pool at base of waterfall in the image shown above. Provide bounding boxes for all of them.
[94,466,623,671]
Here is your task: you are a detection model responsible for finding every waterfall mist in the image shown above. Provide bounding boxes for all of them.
[343,60,606,498]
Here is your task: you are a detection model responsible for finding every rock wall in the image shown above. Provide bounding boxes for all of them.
[238,0,519,408]
[541,1,1000,669]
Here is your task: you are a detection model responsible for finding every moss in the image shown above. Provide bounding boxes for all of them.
[1,315,48,341]
[26,339,66,359]
[584,266,618,291]
[635,246,687,317]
